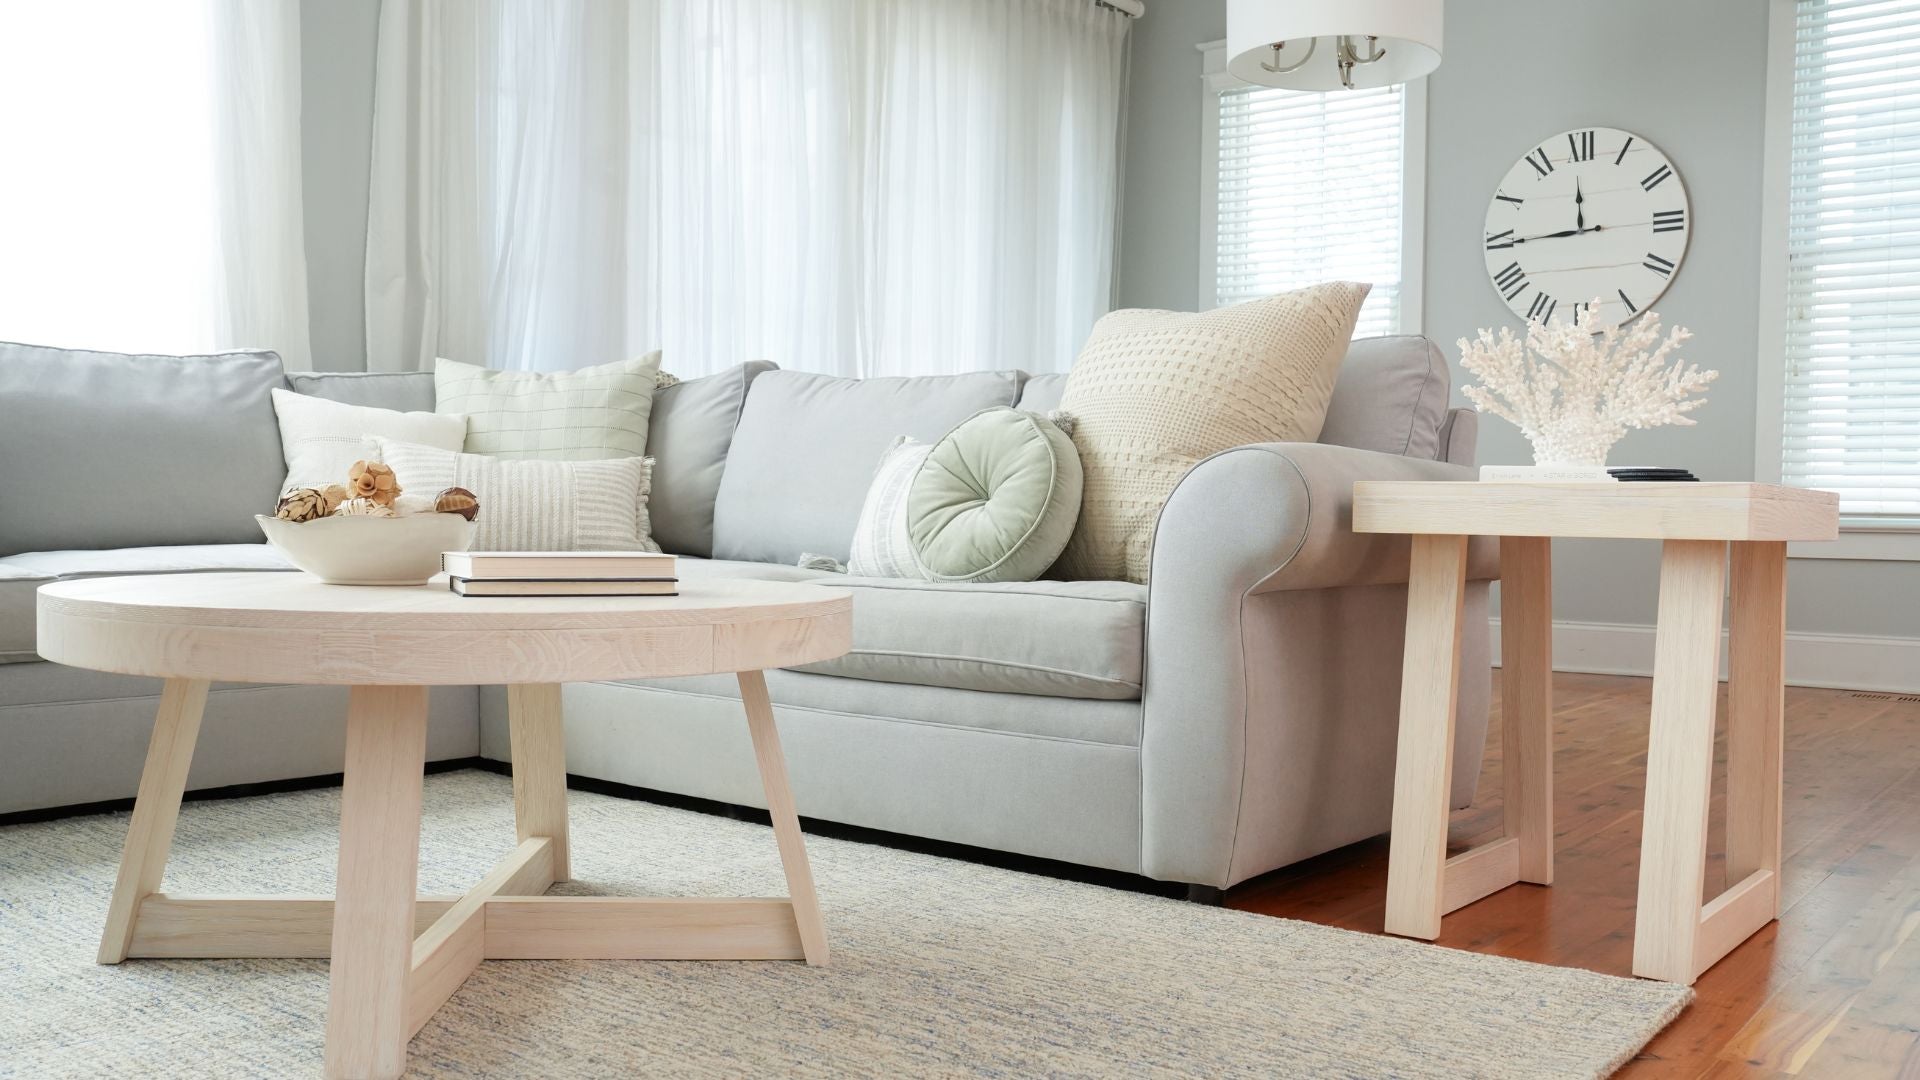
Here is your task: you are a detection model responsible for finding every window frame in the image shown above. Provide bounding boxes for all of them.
[1196,39,1426,336]
[1755,0,1920,561]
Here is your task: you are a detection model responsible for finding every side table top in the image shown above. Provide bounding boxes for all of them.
[1352,481,1839,542]
[36,572,852,686]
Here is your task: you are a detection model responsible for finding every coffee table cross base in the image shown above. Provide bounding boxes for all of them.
[94,674,827,1080]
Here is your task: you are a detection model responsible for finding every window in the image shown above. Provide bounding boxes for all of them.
[0,2,308,365]
[1199,42,1424,337]
[1765,0,1920,525]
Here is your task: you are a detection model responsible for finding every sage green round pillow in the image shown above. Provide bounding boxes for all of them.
[906,407,1083,583]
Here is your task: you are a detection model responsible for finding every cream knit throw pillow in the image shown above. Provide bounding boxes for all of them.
[1054,282,1370,583]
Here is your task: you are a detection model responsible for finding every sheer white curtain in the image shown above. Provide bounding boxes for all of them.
[366,0,1131,377]
[0,1,310,366]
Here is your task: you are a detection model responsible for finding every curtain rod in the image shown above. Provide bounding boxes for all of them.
[1098,0,1145,17]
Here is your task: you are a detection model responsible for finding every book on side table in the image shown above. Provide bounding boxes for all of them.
[442,551,678,597]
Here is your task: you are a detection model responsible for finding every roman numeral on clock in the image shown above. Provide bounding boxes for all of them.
[1485,229,1516,250]
[1618,289,1638,314]
[1568,130,1595,163]
[1527,292,1557,322]
[1526,147,1555,177]
[1614,135,1635,165]
[1653,209,1686,233]
[1495,192,1524,207]
[1573,301,1590,322]
[1642,163,1673,191]
[1644,252,1675,276]
[1494,261,1528,300]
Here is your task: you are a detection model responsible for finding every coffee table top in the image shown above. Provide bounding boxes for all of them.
[1352,481,1839,542]
[36,572,853,685]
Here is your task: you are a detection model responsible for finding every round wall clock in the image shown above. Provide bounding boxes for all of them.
[1482,126,1689,328]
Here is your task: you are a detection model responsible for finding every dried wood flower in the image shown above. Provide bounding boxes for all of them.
[434,486,480,521]
[347,460,401,506]
[333,497,396,517]
[274,487,339,524]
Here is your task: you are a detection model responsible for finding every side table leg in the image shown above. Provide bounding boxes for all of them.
[737,670,829,966]
[508,684,570,882]
[1726,542,1786,918]
[1385,534,1469,940]
[98,677,210,964]
[1633,539,1728,984]
[1500,536,1555,885]
[325,685,429,1080]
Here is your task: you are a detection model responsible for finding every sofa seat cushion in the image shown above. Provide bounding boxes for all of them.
[789,576,1145,700]
[673,557,827,584]
[0,544,294,663]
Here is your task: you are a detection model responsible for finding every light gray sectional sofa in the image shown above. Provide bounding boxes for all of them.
[0,336,1495,892]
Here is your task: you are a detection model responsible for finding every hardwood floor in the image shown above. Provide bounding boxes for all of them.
[1227,671,1920,1079]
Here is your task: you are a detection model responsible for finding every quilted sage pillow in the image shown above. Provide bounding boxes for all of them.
[906,408,1082,584]
[370,438,661,553]
[1055,282,1370,583]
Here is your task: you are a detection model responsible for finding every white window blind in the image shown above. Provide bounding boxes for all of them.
[1780,0,1920,518]
[1214,82,1405,337]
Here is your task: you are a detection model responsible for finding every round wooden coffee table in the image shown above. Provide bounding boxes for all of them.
[36,571,853,1080]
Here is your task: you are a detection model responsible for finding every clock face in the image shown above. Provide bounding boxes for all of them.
[1483,127,1690,329]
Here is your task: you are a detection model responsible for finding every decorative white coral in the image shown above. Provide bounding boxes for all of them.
[1457,300,1716,467]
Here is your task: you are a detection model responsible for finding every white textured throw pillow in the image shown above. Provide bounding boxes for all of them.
[1056,282,1371,583]
[846,436,931,578]
[434,352,662,460]
[270,388,466,493]
[371,438,661,553]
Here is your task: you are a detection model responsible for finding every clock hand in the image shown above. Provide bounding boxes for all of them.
[1575,179,1585,230]
[1514,224,1604,244]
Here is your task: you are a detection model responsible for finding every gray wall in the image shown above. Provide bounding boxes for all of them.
[1118,0,1920,640]
[298,0,381,372]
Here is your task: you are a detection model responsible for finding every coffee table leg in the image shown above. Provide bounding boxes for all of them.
[1384,534,1469,940]
[508,684,570,882]
[98,677,210,964]
[737,670,829,966]
[1633,539,1728,984]
[325,685,429,1080]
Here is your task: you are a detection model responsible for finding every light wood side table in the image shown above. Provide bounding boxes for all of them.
[35,572,852,1080]
[1352,482,1838,984]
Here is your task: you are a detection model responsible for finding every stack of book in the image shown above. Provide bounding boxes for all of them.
[441,551,678,597]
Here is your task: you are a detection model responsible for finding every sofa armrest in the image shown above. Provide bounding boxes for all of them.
[1137,441,1497,887]
[1149,442,1498,596]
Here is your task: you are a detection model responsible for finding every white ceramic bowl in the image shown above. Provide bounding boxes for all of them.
[256,513,478,586]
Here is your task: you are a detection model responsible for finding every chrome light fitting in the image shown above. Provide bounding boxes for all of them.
[1226,0,1443,91]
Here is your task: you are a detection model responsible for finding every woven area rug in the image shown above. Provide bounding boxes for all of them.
[0,770,1689,1078]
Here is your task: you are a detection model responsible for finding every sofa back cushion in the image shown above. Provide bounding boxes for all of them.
[0,341,289,555]
[711,369,1022,565]
[1015,372,1068,413]
[1317,334,1451,460]
[287,370,436,412]
[645,361,777,557]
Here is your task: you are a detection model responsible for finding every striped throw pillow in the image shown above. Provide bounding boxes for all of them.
[370,438,660,553]
[846,436,931,578]
[434,352,661,460]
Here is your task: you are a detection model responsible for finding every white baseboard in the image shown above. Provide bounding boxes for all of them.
[1487,616,1920,694]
